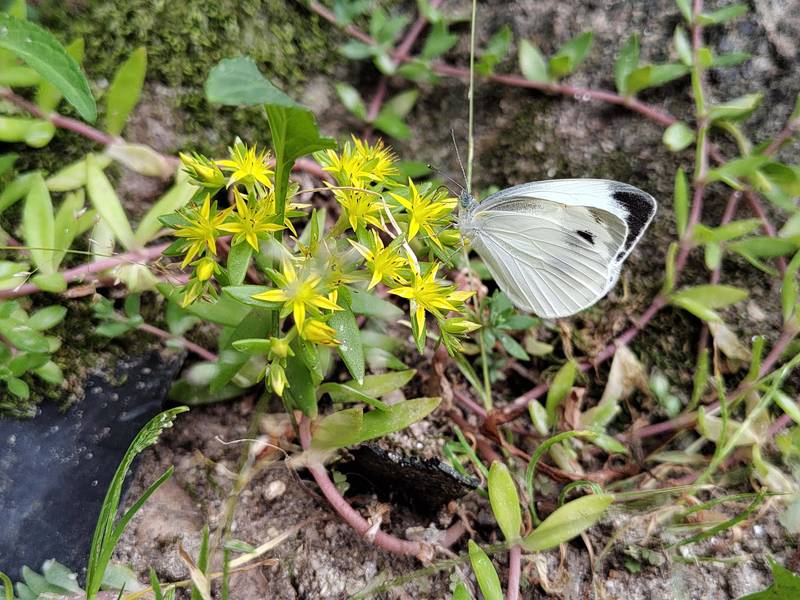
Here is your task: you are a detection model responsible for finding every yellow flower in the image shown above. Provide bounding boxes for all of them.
[302,319,340,346]
[259,185,307,236]
[349,230,408,290]
[173,195,230,267]
[269,362,288,397]
[329,186,385,232]
[389,264,473,334]
[195,256,218,281]
[317,137,398,186]
[389,179,456,248]
[352,137,398,182]
[217,141,274,188]
[251,259,341,330]
[179,152,226,189]
[218,189,284,251]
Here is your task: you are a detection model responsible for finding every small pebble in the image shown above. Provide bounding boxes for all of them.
[264,480,286,501]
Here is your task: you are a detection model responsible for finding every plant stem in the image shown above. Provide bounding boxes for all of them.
[466,0,478,192]
[137,322,218,362]
[298,417,466,556]
[506,545,522,600]
[0,242,170,299]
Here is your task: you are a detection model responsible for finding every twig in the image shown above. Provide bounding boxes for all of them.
[0,242,170,299]
[298,417,466,557]
[137,322,218,362]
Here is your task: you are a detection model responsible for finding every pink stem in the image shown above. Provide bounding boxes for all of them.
[764,117,800,156]
[506,545,522,600]
[298,417,466,556]
[137,322,218,362]
[0,242,170,299]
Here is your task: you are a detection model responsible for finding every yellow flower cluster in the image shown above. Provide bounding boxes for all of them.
[167,136,477,401]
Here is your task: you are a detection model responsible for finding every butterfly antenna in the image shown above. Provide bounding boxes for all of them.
[427,162,464,195]
[450,129,468,191]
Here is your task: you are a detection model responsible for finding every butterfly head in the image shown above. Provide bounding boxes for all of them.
[459,190,475,211]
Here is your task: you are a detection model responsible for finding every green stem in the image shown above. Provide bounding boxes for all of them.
[466,0,477,192]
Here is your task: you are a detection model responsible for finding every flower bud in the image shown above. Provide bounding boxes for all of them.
[269,362,288,397]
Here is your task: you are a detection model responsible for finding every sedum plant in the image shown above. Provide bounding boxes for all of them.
[162,129,477,410]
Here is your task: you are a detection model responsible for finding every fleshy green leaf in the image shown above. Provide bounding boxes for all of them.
[467,541,502,600]
[335,82,366,120]
[518,39,548,83]
[105,47,147,136]
[614,34,639,94]
[27,305,67,330]
[674,168,689,236]
[521,493,613,552]
[134,173,195,246]
[330,307,365,384]
[675,0,692,22]
[22,173,56,274]
[549,31,593,79]
[546,360,578,426]
[707,93,763,123]
[625,63,689,95]
[0,14,96,121]
[421,21,458,61]
[488,462,522,542]
[697,3,748,26]
[673,26,692,66]
[663,121,695,152]
[226,242,252,286]
[736,558,800,600]
[86,154,135,250]
[285,353,318,418]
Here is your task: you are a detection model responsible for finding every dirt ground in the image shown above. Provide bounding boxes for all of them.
[24,0,800,597]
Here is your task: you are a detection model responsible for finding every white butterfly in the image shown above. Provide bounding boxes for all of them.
[458,179,657,319]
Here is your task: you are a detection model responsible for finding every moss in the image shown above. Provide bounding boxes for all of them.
[36,0,338,155]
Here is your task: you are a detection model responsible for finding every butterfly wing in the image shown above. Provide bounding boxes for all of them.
[464,179,656,318]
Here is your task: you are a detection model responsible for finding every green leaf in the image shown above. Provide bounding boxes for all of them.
[53,189,92,270]
[86,153,135,250]
[321,369,415,401]
[546,360,577,426]
[339,40,374,60]
[673,26,692,66]
[106,142,172,178]
[477,25,511,75]
[285,353,318,418]
[46,154,112,192]
[0,153,17,177]
[671,284,748,309]
[712,52,750,68]
[467,541,502,600]
[707,93,763,123]
[625,63,689,95]
[518,39,548,83]
[497,331,529,361]
[736,558,800,600]
[782,252,800,322]
[31,272,66,292]
[614,34,639,94]
[379,89,418,120]
[310,407,364,451]
[522,494,613,551]
[134,173,195,246]
[373,112,410,139]
[348,288,403,319]
[22,173,56,274]
[675,0,692,22]
[0,14,96,122]
[34,360,63,384]
[549,31,593,79]
[6,376,29,399]
[205,56,295,106]
[706,155,770,189]
[329,308,365,384]
[335,82,366,120]
[0,172,33,214]
[27,305,67,330]
[698,3,748,26]
[674,168,689,237]
[488,462,522,542]
[663,121,695,152]
[452,581,473,600]
[158,283,250,326]
[420,21,458,61]
[35,37,84,113]
[105,47,147,136]
[729,236,797,258]
[226,242,252,286]
[693,218,762,243]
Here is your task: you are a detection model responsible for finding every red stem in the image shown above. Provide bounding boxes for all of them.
[0,242,170,299]
[298,417,466,556]
[506,545,522,600]
[137,322,218,362]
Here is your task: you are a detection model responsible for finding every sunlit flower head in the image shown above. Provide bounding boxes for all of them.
[317,137,398,187]
[251,258,341,330]
[329,186,385,233]
[179,152,226,189]
[218,189,284,251]
[349,230,408,290]
[173,195,230,267]
[389,180,456,248]
[217,141,274,188]
[389,263,473,334]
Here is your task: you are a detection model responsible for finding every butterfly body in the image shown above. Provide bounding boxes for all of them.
[458,179,656,319]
